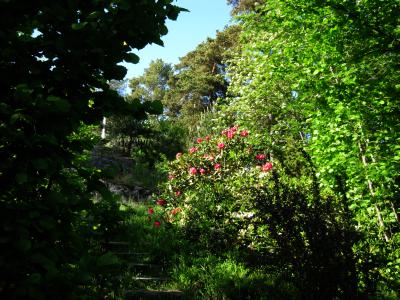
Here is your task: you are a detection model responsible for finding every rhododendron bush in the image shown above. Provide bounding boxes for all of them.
[150,125,358,296]
[149,126,276,248]
[151,126,336,253]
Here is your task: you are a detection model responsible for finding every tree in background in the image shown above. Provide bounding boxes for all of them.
[129,58,173,103]
[224,0,400,297]
[0,0,184,298]
[112,27,242,152]
[163,25,241,140]
[227,0,259,14]
[107,59,185,165]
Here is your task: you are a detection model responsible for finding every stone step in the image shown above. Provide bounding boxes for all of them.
[108,241,130,245]
[112,251,151,256]
[102,241,131,252]
[125,289,183,300]
[132,276,169,282]
[129,264,165,277]
[129,263,163,269]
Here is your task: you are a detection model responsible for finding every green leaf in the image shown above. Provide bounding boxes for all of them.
[71,22,88,30]
[14,84,33,101]
[97,252,120,267]
[124,53,140,64]
[39,218,54,230]
[107,65,127,80]
[47,96,71,112]
[87,11,101,20]
[16,172,27,184]
[143,100,163,115]
[150,100,163,114]
[32,158,48,170]
[167,6,188,21]
[10,112,31,124]
[27,273,41,284]
[159,25,168,36]
[15,238,31,252]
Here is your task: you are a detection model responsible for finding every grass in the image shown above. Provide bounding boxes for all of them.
[116,201,300,300]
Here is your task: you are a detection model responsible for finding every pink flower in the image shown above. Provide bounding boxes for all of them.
[168,174,175,180]
[261,162,273,172]
[230,125,239,132]
[175,190,181,197]
[255,154,266,160]
[189,147,198,154]
[153,221,161,228]
[196,137,203,143]
[227,130,234,139]
[205,135,211,141]
[240,130,249,137]
[148,207,154,215]
[176,152,182,159]
[214,163,221,170]
[221,129,228,136]
[217,142,225,150]
[189,167,197,175]
[199,168,206,174]
[156,199,167,206]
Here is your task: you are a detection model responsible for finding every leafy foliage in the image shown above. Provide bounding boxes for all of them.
[106,60,185,164]
[0,0,184,298]
[155,126,359,299]
[163,26,241,139]
[227,0,260,14]
[224,0,400,297]
[129,59,173,103]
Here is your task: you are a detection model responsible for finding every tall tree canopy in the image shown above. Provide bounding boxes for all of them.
[129,58,173,103]
[162,25,241,138]
[0,1,184,299]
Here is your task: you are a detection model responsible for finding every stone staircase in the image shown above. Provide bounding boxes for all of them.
[105,241,183,300]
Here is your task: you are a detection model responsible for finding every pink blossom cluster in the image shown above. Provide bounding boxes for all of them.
[221,125,249,139]
[155,126,275,229]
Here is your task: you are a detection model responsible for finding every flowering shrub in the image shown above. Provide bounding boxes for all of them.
[152,125,277,251]
[150,125,357,297]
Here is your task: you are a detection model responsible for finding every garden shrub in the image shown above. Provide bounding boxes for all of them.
[153,125,359,299]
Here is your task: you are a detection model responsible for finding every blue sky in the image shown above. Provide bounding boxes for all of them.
[123,0,232,79]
